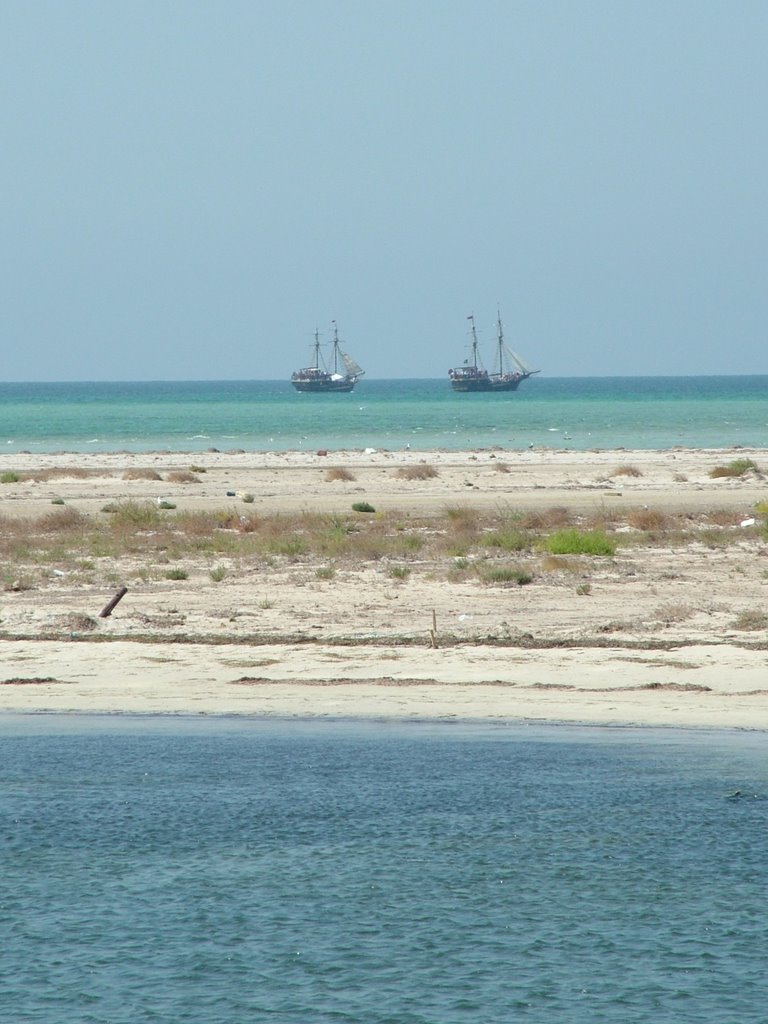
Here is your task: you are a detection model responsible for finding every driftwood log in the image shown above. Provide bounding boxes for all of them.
[99,586,128,618]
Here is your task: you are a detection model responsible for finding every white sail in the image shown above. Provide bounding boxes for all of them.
[341,351,364,377]
[506,348,535,375]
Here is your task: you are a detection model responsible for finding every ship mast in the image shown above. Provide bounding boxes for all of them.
[495,310,505,376]
[331,320,341,374]
[467,314,480,369]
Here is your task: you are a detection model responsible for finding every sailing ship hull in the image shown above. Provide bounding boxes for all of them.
[487,373,527,392]
[449,369,530,393]
[292,375,357,393]
[450,375,490,392]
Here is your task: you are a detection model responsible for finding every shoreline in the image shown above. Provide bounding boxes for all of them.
[0,444,766,514]
[3,709,765,737]
[1,446,766,728]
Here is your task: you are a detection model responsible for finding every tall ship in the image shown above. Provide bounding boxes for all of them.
[291,322,364,393]
[449,313,539,393]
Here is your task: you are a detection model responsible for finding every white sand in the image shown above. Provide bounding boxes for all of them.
[1,447,766,728]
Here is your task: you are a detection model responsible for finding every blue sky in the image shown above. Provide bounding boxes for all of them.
[2,0,766,380]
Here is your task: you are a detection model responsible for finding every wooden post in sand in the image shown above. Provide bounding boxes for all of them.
[99,586,128,618]
[430,608,438,648]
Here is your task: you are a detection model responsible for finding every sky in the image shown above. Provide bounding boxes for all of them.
[1,0,767,381]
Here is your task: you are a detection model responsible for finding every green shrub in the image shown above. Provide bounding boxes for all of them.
[485,527,529,551]
[543,528,616,556]
[269,536,308,556]
[755,500,768,539]
[165,568,189,580]
[709,458,759,478]
[444,505,479,531]
[400,534,423,552]
[481,566,533,586]
[104,500,163,528]
[388,565,411,580]
[1,472,20,484]
[352,501,376,513]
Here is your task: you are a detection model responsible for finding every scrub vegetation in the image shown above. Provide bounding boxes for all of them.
[709,458,761,478]
[0,499,765,595]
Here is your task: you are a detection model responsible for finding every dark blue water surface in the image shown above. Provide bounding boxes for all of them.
[0,376,766,452]
[1,716,766,1023]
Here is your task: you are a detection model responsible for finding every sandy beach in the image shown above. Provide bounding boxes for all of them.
[1,445,766,729]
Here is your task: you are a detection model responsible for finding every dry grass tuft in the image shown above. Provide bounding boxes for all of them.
[598,620,637,633]
[166,470,201,484]
[172,510,223,536]
[518,507,571,530]
[704,508,747,527]
[611,464,643,477]
[731,609,768,631]
[626,508,668,531]
[20,467,95,482]
[653,603,695,625]
[325,466,356,482]
[122,468,163,481]
[234,512,263,533]
[540,554,580,572]
[444,505,480,535]
[396,463,439,481]
[494,461,511,473]
[583,505,625,531]
[37,507,89,533]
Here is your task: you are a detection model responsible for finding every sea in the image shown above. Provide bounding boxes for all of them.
[0,375,766,454]
[2,378,767,1022]
[1,715,767,1023]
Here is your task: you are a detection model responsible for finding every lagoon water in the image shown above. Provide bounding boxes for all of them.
[0,376,767,453]
[2,715,767,1023]
[2,378,767,1021]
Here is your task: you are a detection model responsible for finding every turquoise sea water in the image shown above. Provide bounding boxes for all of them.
[2,716,766,1023]
[0,376,766,453]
